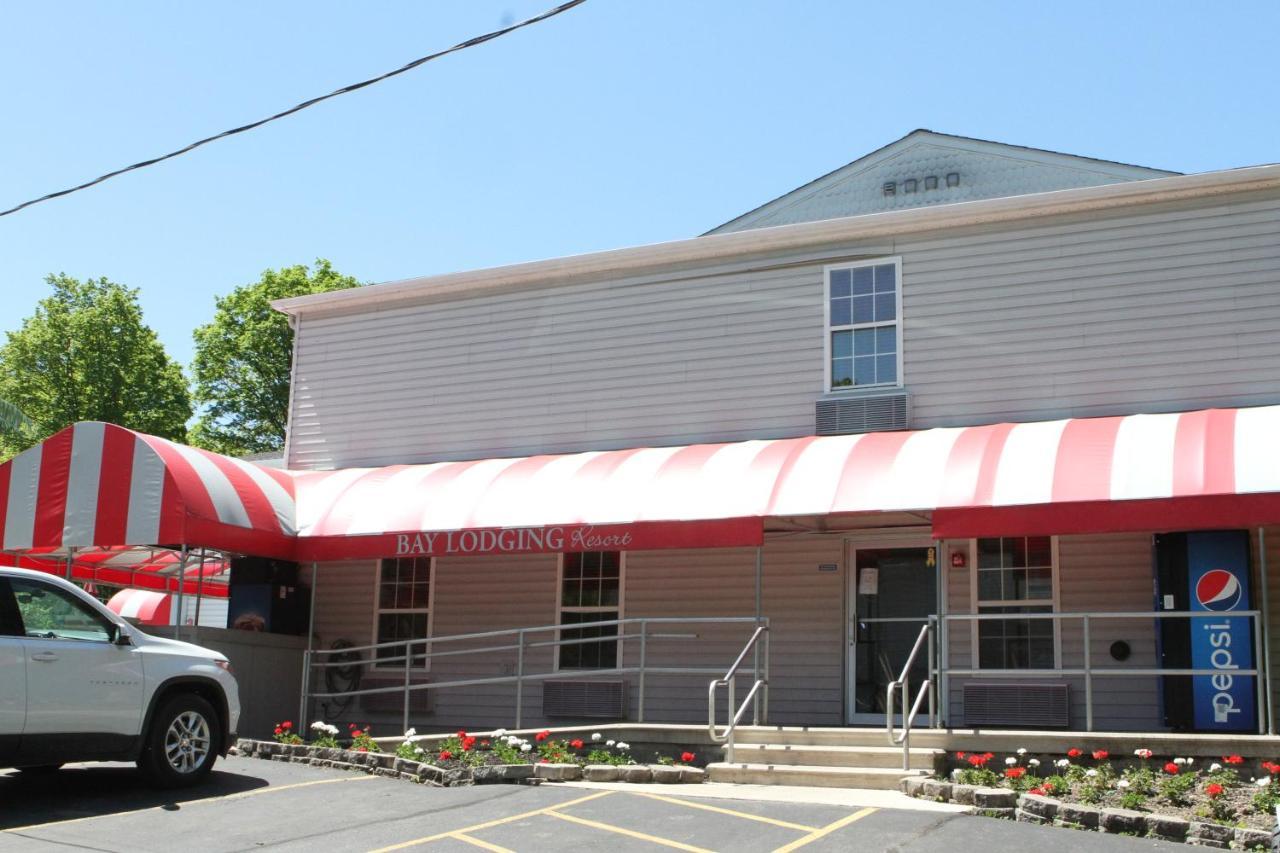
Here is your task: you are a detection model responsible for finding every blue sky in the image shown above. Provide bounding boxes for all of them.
[2,0,1277,366]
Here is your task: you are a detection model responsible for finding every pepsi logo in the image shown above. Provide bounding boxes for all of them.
[1196,569,1243,611]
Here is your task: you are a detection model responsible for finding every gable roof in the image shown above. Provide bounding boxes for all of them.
[705,129,1180,234]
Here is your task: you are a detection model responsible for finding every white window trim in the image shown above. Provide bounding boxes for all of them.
[372,557,435,673]
[967,537,1061,669]
[822,256,904,394]
[554,551,626,673]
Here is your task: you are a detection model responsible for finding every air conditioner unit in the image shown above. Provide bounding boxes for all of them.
[816,392,909,435]
[962,682,1069,728]
[543,680,627,719]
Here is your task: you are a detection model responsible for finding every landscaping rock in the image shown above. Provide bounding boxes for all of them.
[950,784,975,805]
[441,768,472,787]
[1189,822,1233,849]
[584,765,620,782]
[972,788,1016,809]
[922,780,953,801]
[619,765,653,783]
[394,758,422,776]
[1099,808,1145,836]
[649,765,683,784]
[1056,802,1100,830]
[235,738,256,756]
[901,777,927,798]
[501,764,535,782]
[368,753,395,770]
[977,807,1015,820]
[1017,794,1059,821]
[288,744,309,758]
[1146,814,1189,841]
[534,763,582,782]
[1015,809,1048,825]
[679,767,706,784]
[1235,827,1271,850]
[416,764,445,785]
[258,742,281,757]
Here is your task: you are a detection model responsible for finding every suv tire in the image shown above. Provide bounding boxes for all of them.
[138,693,221,787]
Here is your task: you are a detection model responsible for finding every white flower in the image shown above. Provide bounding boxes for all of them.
[493,728,507,738]
[1028,759,1040,767]
[1210,763,1222,772]
[1258,777,1272,787]
[1117,779,1130,789]
[591,733,602,742]
[1016,748,1027,756]
[311,720,326,730]
[606,740,615,747]
[1055,759,1070,768]
[1086,769,1098,778]
[1186,757,1195,765]
[1005,757,1017,766]
[617,742,630,750]
[404,728,416,739]
[1174,757,1187,766]
[520,743,532,753]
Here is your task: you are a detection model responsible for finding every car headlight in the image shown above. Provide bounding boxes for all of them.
[214,659,234,676]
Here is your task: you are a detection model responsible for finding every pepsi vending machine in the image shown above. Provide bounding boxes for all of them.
[1154,531,1256,732]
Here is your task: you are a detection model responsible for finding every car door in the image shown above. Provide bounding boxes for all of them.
[0,577,26,764]
[11,577,144,759]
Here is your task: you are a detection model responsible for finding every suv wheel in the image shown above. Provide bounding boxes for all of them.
[139,693,221,787]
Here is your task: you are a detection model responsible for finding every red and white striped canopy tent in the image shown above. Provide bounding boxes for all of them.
[2,406,1280,562]
[0,547,229,596]
[106,587,173,626]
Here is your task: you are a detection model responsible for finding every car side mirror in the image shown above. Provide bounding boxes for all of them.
[113,627,133,646]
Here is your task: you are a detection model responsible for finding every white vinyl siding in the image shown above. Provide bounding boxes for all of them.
[286,192,1280,470]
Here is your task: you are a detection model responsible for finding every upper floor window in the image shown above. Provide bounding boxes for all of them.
[825,259,901,391]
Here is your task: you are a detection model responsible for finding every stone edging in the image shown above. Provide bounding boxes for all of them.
[233,740,706,787]
[901,777,1271,850]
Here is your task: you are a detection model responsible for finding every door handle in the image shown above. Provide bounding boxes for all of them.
[31,651,58,662]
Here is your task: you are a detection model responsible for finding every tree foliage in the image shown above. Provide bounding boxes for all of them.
[0,275,191,458]
[190,260,360,456]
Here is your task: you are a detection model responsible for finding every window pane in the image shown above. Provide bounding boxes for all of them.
[12,580,112,642]
[830,298,851,326]
[852,266,873,296]
[977,539,1001,569]
[380,583,397,609]
[1027,536,1052,567]
[854,356,876,386]
[830,269,851,298]
[1010,537,1028,568]
[851,328,873,356]
[1026,568,1052,600]
[875,325,896,354]
[832,330,852,358]
[852,295,873,324]
[559,611,619,670]
[978,569,1001,601]
[874,264,896,293]
[563,553,584,580]
[876,355,896,384]
[600,576,620,606]
[874,292,896,322]
[562,580,581,607]
[410,583,430,608]
[832,358,853,387]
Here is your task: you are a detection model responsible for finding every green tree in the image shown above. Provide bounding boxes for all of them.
[0,275,191,458]
[190,260,360,456]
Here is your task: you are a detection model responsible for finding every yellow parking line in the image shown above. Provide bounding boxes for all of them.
[3,773,376,834]
[771,806,877,852]
[546,810,715,852]
[368,790,614,852]
[451,833,514,853]
[630,791,819,832]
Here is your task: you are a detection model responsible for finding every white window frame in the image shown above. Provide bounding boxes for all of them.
[372,556,435,672]
[968,536,1061,669]
[822,256,904,394]
[554,551,626,673]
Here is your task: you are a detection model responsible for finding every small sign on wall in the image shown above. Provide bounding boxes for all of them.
[859,567,879,595]
[817,563,838,573]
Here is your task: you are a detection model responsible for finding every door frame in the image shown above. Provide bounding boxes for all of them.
[844,529,938,725]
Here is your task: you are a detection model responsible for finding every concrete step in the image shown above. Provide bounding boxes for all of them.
[707,762,926,789]
[725,742,939,770]
[731,727,945,748]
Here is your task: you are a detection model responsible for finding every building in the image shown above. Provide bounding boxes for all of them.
[3,132,1280,762]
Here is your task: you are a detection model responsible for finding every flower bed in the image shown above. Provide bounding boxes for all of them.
[239,722,706,788]
[902,746,1277,849]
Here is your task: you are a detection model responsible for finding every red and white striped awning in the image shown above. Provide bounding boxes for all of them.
[3,406,1280,562]
[0,421,295,558]
[0,547,230,596]
[106,588,172,625]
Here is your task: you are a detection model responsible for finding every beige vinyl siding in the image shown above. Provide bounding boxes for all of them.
[287,191,1280,470]
[944,533,1162,731]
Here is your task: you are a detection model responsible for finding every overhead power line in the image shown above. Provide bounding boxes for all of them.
[0,0,587,219]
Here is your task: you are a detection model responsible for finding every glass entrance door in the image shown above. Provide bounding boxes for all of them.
[846,545,937,725]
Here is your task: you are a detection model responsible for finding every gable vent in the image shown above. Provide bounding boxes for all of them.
[816,392,908,435]
[962,682,1069,728]
[543,680,627,719]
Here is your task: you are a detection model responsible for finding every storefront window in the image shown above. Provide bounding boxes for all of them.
[558,551,622,669]
[374,556,432,668]
[974,536,1057,669]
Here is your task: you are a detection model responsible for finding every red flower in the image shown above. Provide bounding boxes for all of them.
[1091,750,1108,760]
[1067,748,1082,758]
[1005,767,1026,779]
[967,754,989,767]
[535,730,551,742]
[955,751,966,760]
[1135,749,1153,759]
[349,723,358,731]
[1164,762,1180,775]
[1223,755,1244,765]
[570,739,584,749]
[1205,783,1224,797]
[480,740,491,748]
[351,730,362,738]
[462,737,476,751]
[457,730,467,739]
[1028,786,1046,796]
[681,752,696,763]
[1263,761,1280,776]
[282,721,293,729]
[356,747,368,752]
[274,727,283,735]
[439,749,452,761]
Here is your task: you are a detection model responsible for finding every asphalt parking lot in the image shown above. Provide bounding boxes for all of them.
[1,756,1190,852]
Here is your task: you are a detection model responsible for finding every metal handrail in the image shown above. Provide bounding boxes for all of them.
[301,615,762,733]
[707,622,770,764]
[886,618,935,771]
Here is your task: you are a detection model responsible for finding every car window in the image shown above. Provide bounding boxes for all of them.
[10,578,114,642]
[0,578,22,637]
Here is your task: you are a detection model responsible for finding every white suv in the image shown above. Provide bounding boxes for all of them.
[0,567,240,787]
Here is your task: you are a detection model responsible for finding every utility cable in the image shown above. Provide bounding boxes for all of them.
[0,0,587,218]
